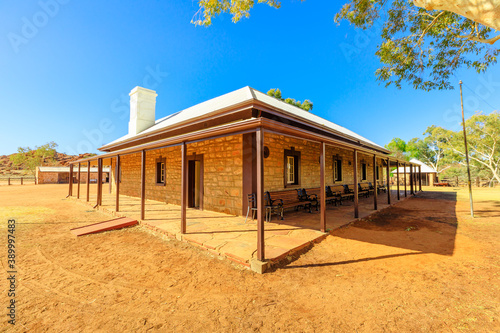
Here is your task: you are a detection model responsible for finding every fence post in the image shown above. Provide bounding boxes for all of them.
[8,177,10,186]
[21,177,23,185]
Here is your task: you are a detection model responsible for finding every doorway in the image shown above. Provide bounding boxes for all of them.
[187,155,203,209]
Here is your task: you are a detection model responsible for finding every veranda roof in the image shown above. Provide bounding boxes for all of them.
[392,159,437,174]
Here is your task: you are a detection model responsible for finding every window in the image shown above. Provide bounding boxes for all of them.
[156,156,166,185]
[376,166,380,180]
[361,163,367,181]
[333,157,342,182]
[284,148,300,186]
[287,156,295,184]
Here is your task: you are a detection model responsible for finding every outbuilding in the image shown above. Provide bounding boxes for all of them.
[37,166,110,184]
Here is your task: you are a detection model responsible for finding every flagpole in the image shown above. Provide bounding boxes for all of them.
[459,80,474,218]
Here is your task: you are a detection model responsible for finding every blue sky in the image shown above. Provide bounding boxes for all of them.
[1,0,499,155]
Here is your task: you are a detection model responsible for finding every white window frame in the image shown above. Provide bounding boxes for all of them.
[287,155,295,184]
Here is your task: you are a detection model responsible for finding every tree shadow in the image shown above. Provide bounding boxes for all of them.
[333,191,458,256]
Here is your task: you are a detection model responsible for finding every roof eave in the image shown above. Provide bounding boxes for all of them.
[98,99,257,152]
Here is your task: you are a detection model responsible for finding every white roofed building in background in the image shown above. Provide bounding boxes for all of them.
[392,159,438,186]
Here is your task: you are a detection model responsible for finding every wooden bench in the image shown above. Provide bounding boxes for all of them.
[344,184,361,200]
[377,182,387,193]
[321,187,340,206]
[297,187,322,211]
[369,182,387,194]
[329,185,353,204]
[265,189,313,220]
[358,183,371,197]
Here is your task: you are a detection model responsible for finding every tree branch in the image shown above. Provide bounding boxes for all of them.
[418,11,445,45]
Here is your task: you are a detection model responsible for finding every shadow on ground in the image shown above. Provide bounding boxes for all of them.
[333,191,458,256]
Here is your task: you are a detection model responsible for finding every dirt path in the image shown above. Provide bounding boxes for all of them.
[1,185,499,332]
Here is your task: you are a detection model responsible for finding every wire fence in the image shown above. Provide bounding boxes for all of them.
[0,176,36,185]
[439,176,498,188]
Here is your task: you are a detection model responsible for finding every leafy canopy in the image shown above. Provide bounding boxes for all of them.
[10,142,58,177]
[435,111,500,183]
[386,112,500,184]
[267,88,313,111]
[194,0,499,91]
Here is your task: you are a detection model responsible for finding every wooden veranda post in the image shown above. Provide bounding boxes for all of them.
[256,128,265,261]
[140,150,146,220]
[403,162,407,197]
[77,163,81,199]
[115,155,120,212]
[396,162,400,200]
[320,142,326,232]
[373,155,378,210]
[97,158,103,206]
[386,158,391,204]
[412,165,416,194]
[68,164,73,197]
[353,150,359,218]
[419,165,422,191]
[410,164,414,195]
[109,161,112,194]
[181,143,187,234]
[86,161,90,202]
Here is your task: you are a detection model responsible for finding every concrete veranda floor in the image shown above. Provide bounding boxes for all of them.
[73,184,414,268]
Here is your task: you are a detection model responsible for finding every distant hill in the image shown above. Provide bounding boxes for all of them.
[0,152,94,176]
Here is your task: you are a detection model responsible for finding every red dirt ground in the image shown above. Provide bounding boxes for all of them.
[1,185,499,332]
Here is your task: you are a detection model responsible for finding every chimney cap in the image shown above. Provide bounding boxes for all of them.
[129,86,158,97]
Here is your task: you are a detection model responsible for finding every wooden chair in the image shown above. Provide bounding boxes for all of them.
[264,191,284,222]
[245,193,258,223]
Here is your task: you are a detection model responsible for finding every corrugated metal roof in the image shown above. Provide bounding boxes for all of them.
[392,158,437,173]
[102,86,386,151]
[38,167,110,173]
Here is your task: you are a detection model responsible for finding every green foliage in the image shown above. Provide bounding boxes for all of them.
[384,137,411,160]
[10,142,58,177]
[405,125,450,173]
[386,112,500,184]
[192,0,281,26]
[437,111,500,183]
[195,0,499,91]
[335,1,499,90]
[267,88,314,111]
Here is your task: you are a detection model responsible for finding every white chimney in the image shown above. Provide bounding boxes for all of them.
[128,86,157,136]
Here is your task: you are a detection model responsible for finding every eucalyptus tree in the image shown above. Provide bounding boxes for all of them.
[193,0,499,91]
[267,88,314,111]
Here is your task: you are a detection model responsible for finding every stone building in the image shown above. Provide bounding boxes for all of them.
[36,166,110,184]
[69,86,421,261]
